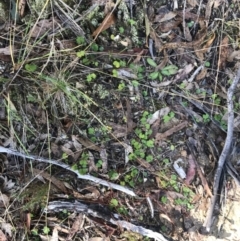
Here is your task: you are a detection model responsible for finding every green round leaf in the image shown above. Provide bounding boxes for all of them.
[25,63,37,72]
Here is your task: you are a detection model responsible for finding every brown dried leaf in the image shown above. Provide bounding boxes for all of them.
[32,168,68,194]
[157,18,182,32]
[104,0,115,15]
[88,151,98,172]
[0,221,13,237]
[71,135,82,161]
[92,0,110,5]
[228,50,240,62]
[51,142,62,158]
[126,98,136,133]
[174,64,194,82]
[150,80,172,87]
[213,0,222,8]
[100,148,108,173]
[147,107,170,125]
[155,121,188,142]
[66,213,84,241]
[135,158,155,172]
[184,25,192,42]
[92,12,116,37]
[0,193,9,208]
[116,68,138,79]
[195,32,215,61]
[61,145,75,158]
[154,12,177,23]
[133,49,145,64]
[18,0,27,17]
[150,29,163,50]
[149,119,160,138]
[89,238,110,241]
[30,18,59,38]
[0,230,7,241]
[108,122,127,138]
[205,0,214,24]
[26,213,31,230]
[176,10,205,22]
[187,0,198,7]
[50,227,58,241]
[0,46,14,55]
[185,155,196,185]
[196,67,208,80]
[77,136,101,152]
[218,36,229,69]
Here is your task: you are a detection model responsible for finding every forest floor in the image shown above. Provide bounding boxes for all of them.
[0,0,239,240]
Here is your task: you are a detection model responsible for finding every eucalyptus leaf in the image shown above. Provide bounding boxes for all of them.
[150,72,159,79]
[161,65,178,76]
[147,58,157,67]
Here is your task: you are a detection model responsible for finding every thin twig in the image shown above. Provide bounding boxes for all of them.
[0,146,136,197]
[204,68,240,231]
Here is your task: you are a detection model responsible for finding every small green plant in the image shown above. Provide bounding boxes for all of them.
[72,152,89,175]
[31,228,38,236]
[119,26,124,34]
[25,63,37,72]
[27,93,38,103]
[170,144,175,151]
[128,111,155,163]
[169,174,179,192]
[76,36,85,45]
[91,43,99,51]
[88,127,95,135]
[163,111,175,123]
[76,50,85,58]
[161,196,168,204]
[61,152,68,160]
[147,58,178,81]
[118,81,125,91]
[196,88,207,97]
[112,69,118,77]
[96,159,103,168]
[179,82,186,89]
[205,61,211,67]
[203,113,210,123]
[109,170,119,180]
[117,206,128,215]
[174,198,194,209]
[182,186,195,198]
[131,80,139,87]
[113,60,120,68]
[187,21,194,27]
[214,114,227,130]
[211,94,221,105]
[110,198,118,208]
[122,167,139,187]
[128,19,136,25]
[43,226,50,235]
[86,73,97,82]
[163,158,170,165]
[146,154,153,162]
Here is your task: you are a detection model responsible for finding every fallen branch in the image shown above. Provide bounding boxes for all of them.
[46,200,169,241]
[0,146,136,197]
[204,68,240,231]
